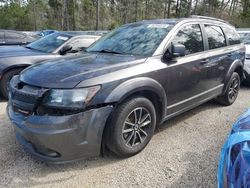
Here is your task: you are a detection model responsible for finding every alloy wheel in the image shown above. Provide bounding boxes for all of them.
[122,107,152,148]
[228,77,239,101]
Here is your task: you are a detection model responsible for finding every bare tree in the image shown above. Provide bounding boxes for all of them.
[63,0,69,30]
[167,0,172,18]
[176,0,180,17]
[187,0,193,16]
[193,0,199,14]
[135,0,138,21]
[96,0,100,30]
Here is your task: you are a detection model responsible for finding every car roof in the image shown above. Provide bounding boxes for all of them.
[126,16,232,27]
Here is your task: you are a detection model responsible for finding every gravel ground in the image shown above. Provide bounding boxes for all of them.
[1,86,250,188]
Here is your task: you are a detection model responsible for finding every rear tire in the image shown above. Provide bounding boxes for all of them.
[105,97,156,157]
[0,68,23,99]
[216,72,240,106]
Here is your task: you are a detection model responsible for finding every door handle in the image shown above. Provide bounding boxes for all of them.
[227,52,233,57]
[200,59,209,65]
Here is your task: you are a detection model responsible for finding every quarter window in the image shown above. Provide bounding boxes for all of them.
[205,25,226,49]
[223,27,241,45]
[68,37,97,52]
[172,24,204,55]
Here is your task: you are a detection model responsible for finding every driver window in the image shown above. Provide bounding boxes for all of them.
[67,38,97,53]
[171,24,204,55]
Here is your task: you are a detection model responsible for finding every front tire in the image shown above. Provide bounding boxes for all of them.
[0,68,23,99]
[216,72,240,106]
[105,97,156,157]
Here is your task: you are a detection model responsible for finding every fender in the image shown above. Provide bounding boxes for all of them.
[105,77,167,121]
[223,59,244,93]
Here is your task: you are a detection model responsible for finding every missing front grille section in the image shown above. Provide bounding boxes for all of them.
[36,106,83,116]
[10,81,50,115]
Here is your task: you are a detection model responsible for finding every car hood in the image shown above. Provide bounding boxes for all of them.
[0,45,47,58]
[20,53,147,88]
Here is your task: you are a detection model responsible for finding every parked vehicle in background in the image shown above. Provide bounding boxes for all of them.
[22,31,41,40]
[218,108,250,188]
[237,29,250,84]
[0,31,102,98]
[37,30,57,37]
[8,16,245,163]
[0,29,36,45]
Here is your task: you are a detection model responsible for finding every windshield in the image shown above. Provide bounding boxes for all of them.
[238,32,250,44]
[87,23,174,56]
[26,33,71,53]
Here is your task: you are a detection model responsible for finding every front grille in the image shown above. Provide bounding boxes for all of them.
[9,76,48,113]
[13,89,38,104]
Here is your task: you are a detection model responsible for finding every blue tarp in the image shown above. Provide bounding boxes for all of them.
[218,108,250,188]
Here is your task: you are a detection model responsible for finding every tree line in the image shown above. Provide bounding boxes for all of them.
[0,0,250,31]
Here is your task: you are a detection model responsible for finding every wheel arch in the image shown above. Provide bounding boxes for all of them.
[223,59,244,94]
[0,64,29,78]
[104,77,167,123]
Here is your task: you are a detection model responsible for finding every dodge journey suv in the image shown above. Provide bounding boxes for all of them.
[8,16,245,163]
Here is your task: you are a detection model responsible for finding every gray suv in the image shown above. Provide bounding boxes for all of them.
[8,16,245,163]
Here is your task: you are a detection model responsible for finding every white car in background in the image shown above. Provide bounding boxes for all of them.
[237,29,250,83]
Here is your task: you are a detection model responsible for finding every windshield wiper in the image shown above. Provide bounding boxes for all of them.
[92,49,123,54]
[25,46,33,50]
[25,46,42,52]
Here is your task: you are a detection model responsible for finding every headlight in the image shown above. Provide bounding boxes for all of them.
[43,86,100,109]
[246,54,250,59]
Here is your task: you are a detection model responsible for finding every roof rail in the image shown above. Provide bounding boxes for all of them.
[190,15,228,23]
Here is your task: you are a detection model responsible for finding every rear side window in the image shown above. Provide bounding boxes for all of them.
[223,27,241,45]
[205,25,226,49]
[172,24,204,55]
[71,38,96,48]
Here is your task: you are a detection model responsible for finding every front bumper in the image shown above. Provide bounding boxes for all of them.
[7,104,113,164]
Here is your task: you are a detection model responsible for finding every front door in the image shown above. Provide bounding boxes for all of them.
[165,23,212,116]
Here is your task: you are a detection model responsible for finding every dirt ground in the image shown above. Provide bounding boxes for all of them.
[1,86,250,188]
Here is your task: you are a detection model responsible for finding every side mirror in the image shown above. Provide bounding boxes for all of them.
[163,44,186,62]
[60,45,72,55]
[171,44,186,57]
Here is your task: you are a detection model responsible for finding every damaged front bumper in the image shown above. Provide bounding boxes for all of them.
[7,104,113,164]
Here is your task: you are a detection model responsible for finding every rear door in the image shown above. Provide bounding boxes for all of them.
[202,24,230,88]
[221,26,242,75]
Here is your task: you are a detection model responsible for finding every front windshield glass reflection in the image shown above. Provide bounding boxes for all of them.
[87,23,175,56]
